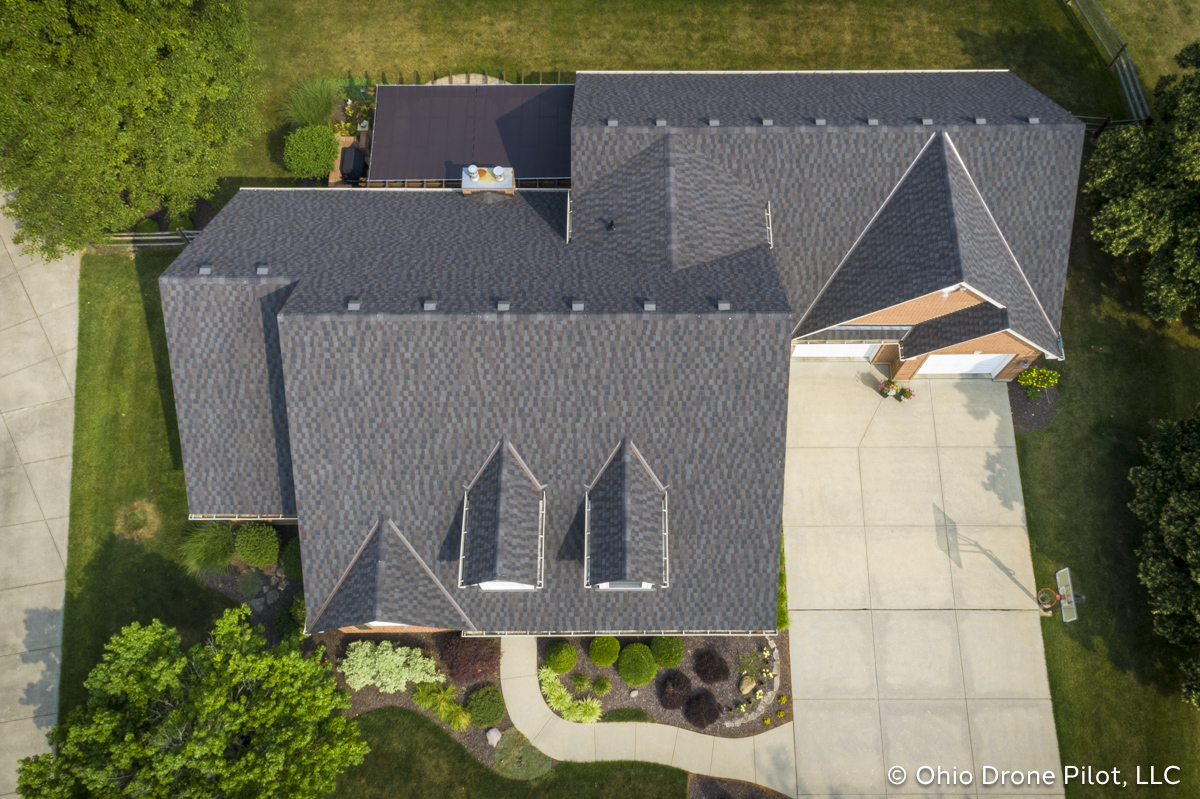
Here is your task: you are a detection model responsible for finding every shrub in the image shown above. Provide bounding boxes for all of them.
[777,533,790,632]
[588,636,620,667]
[235,523,279,568]
[537,666,601,724]
[283,124,340,179]
[650,636,684,669]
[178,521,235,577]
[410,682,470,729]
[592,676,612,696]
[694,649,731,684]
[494,729,552,780]
[280,538,303,583]
[658,669,691,710]
[571,673,590,693]
[282,77,341,128]
[1017,366,1059,390]
[466,684,506,728]
[134,218,159,233]
[545,640,577,674]
[440,635,499,684]
[237,571,262,598]
[617,643,657,687]
[340,641,444,693]
[600,708,655,723]
[273,593,306,639]
[684,690,722,729]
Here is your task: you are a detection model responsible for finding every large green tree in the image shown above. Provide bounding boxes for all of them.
[1130,404,1200,705]
[17,607,368,798]
[1086,42,1200,321]
[0,0,262,259]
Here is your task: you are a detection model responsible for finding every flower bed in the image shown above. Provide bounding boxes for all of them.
[535,634,791,737]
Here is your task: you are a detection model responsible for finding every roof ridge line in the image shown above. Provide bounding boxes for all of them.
[939,134,967,285]
[587,439,625,493]
[665,136,679,269]
[628,439,668,493]
[465,439,504,491]
[942,133,1060,343]
[309,518,381,631]
[792,132,938,338]
[386,520,478,632]
[504,439,546,491]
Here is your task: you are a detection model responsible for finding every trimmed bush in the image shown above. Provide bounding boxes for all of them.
[280,538,303,582]
[235,523,279,568]
[545,640,577,674]
[282,77,340,128]
[178,521,235,577]
[588,636,620,667]
[341,641,444,693]
[600,708,655,723]
[571,672,590,693]
[694,649,731,684]
[617,643,657,687]
[283,124,339,179]
[592,676,612,696]
[237,570,262,598]
[440,635,500,685]
[658,669,691,710]
[684,690,721,729]
[273,592,306,639]
[466,683,506,728]
[650,636,685,669]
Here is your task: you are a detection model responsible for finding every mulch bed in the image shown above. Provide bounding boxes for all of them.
[306,628,512,770]
[537,635,791,738]
[1008,381,1058,434]
[689,775,792,799]
[197,524,303,648]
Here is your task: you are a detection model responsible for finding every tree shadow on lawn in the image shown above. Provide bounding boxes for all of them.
[59,533,234,716]
[133,248,185,470]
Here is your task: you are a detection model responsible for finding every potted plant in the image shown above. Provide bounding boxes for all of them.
[878,378,898,397]
[897,386,915,402]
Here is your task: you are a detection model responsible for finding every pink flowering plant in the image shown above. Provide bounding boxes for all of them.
[897,386,915,401]
[878,378,898,396]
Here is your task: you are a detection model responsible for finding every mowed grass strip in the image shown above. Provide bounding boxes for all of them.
[228,0,1127,186]
[1018,195,1200,797]
[60,249,233,715]
[336,707,687,799]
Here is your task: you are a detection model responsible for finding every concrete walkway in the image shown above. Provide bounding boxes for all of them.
[500,637,798,795]
[0,206,79,797]
[499,360,1059,798]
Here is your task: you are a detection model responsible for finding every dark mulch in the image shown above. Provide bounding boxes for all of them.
[688,774,792,799]
[537,635,790,737]
[1008,381,1058,434]
[307,628,510,769]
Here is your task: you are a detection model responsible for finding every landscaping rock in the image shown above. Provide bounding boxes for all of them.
[278,578,290,591]
[249,598,265,613]
[739,675,755,695]
[486,727,502,747]
[629,689,638,698]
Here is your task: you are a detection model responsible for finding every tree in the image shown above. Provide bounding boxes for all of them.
[0,0,262,259]
[1085,42,1200,321]
[1130,404,1200,704]
[17,607,368,798]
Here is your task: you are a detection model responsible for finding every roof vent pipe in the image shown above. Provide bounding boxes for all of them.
[197,263,212,276]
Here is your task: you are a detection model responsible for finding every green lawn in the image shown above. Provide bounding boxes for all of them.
[336,708,687,799]
[221,0,1127,197]
[1018,193,1200,797]
[1085,0,1198,91]
[60,249,233,715]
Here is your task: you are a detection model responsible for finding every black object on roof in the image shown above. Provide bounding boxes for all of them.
[339,147,365,182]
[368,84,574,181]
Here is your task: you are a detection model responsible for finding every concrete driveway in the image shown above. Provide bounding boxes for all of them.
[784,361,1061,797]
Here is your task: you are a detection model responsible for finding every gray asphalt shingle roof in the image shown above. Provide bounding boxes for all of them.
[460,440,544,587]
[160,71,1083,632]
[585,440,667,586]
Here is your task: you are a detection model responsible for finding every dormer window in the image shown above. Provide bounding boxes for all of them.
[583,439,669,590]
[458,439,546,591]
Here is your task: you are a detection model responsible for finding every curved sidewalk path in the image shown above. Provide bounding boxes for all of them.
[499,638,798,796]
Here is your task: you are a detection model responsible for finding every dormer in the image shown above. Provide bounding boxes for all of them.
[584,439,669,590]
[458,439,546,591]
